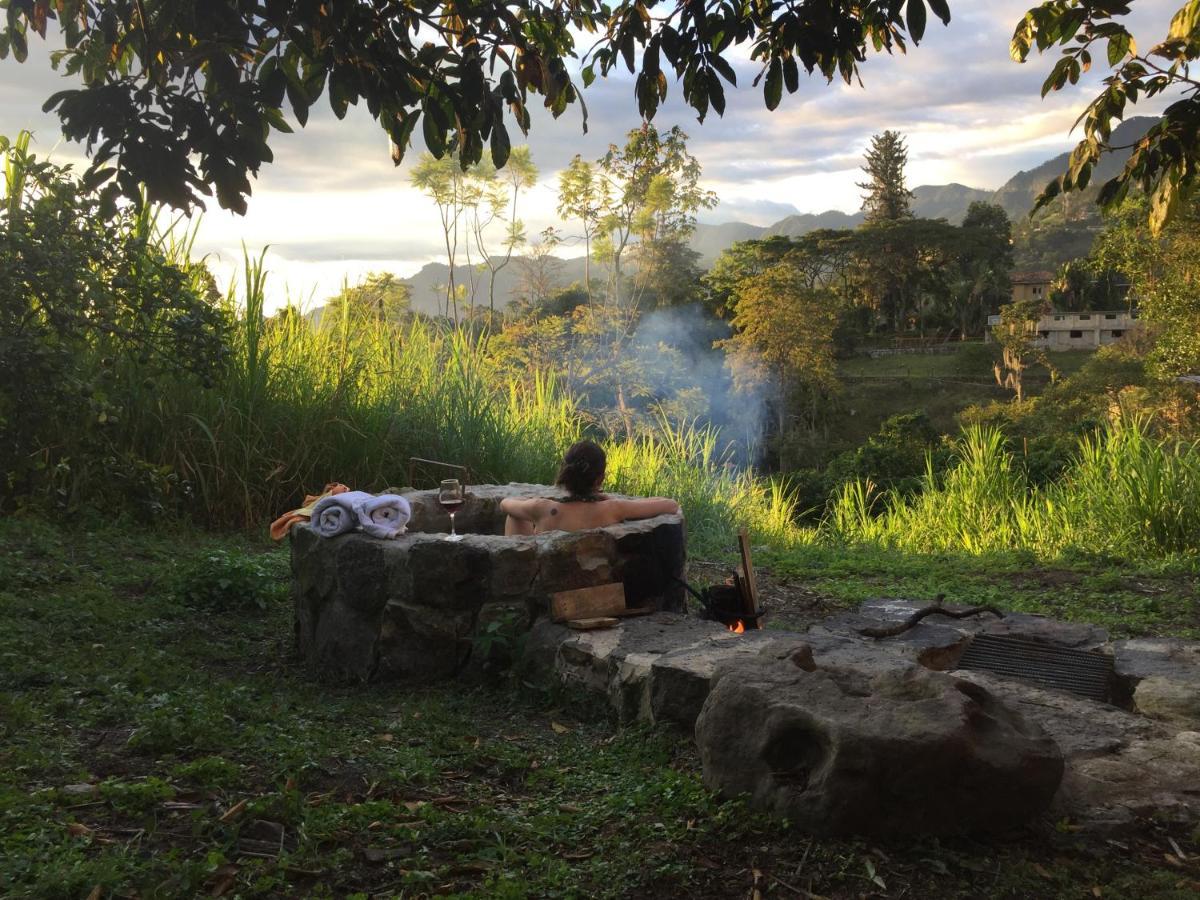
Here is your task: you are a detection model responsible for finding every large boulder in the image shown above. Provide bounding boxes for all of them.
[952,669,1200,829]
[695,645,1064,837]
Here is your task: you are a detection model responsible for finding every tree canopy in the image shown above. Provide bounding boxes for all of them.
[1012,0,1200,235]
[0,0,951,214]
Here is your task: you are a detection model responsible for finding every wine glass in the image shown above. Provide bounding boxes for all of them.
[439,478,464,542]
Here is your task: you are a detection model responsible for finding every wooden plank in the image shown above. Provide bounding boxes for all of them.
[566,617,619,631]
[550,582,626,623]
[737,528,761,628]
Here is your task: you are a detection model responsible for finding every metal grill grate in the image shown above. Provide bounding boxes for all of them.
[956,633,1114,703]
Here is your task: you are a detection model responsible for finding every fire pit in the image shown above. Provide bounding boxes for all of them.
[290,484,686,682]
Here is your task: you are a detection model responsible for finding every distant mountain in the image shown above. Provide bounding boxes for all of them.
[990,116,1154,218]
[764,209,864,237]
[911,183,992,222]
[403,256,590,316]
[689,221,767,264]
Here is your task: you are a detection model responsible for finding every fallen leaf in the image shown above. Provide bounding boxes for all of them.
[1034,863,1053,880]
[551,722,570,734]
[558,803,582,814]
[67,822,92,837]
[85,887,102,900]
[367,820,383,830]
[62,783,98,797]
[1092,887,1103,897]
[218,798,248,823]
[403,800,425,813]
[284,777,297,792]
[375,733,394,742]
[562,850,593,860]
[1164,854,1184,868]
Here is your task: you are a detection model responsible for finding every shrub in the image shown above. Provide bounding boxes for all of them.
[172,550,286,613]
[0,132,228,513]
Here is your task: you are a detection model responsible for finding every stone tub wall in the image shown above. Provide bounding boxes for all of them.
[291,484,686,682]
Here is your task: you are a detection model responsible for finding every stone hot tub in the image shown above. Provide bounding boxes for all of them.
[290,484,686,682]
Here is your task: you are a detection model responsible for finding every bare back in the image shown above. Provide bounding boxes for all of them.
[501,496,680,535]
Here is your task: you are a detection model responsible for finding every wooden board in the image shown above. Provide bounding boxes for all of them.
[550,582,626,623]
[737,528,761,628]
[566,617,619,631]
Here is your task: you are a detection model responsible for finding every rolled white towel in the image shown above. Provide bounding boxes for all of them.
[354,494,412,539]
[310,490,375,538]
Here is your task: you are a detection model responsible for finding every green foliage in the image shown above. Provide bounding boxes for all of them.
[172,549,287,613]
[2,2,950,213]
[170,756,242,791]
[857,130,915,223]
[0,133,228,512]
[1011,0,1200,234]
[993,298,1056,401]
[823,418,1200,560]
[1091,196,1200,377]
[320,272,412,327]
[98,777,176,816]
[825,412,949,500]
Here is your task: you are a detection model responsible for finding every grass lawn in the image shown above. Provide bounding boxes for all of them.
[2,517,1198,898]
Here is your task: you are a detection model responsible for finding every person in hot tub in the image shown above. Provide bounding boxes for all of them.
[501,440,680,535]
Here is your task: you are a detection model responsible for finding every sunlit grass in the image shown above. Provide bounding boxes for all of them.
[821,418,1200,561]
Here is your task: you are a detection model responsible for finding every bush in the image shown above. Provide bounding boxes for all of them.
[824,412,949,498]
[0,132,228,513]
[172,550,287,613]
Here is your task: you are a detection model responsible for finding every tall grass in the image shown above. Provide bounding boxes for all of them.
[44,238,1200,562]
[119,255,580,528]
[604,422,804,554]
[821,419,1200,560]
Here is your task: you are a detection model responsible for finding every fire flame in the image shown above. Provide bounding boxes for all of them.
[727,620,746,634]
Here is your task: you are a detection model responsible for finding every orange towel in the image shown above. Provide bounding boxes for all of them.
[270,483,350,540]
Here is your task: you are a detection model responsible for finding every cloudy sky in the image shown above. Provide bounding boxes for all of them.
[0,1,1177,310]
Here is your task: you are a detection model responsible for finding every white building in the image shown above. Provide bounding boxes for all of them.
[987,309,1139,350]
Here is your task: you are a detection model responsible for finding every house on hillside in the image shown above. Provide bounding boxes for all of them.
[1009,270,1055,303]
[987,308,1140,350]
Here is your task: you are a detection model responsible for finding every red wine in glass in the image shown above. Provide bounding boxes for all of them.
[439,479,464,541]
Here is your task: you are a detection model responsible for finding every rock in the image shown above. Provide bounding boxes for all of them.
[1059,731,1200,830]
[695,652,1064,837]
[1134,677,1200,730]
[523,613,742,723]
[290,485,685,682]
[810,599,981,670]
[978,613,1109,651]
[951,669,1163,758]
[1112,638,1200,727]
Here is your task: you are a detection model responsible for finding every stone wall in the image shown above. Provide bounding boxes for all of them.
[291,484,686,682]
